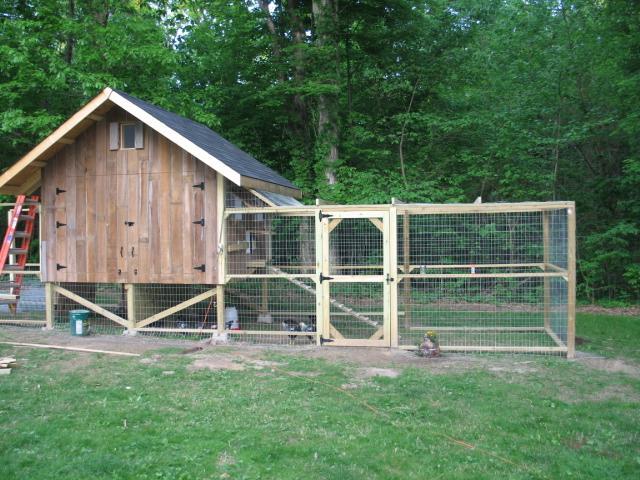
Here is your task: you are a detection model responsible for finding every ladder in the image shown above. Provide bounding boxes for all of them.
[0,195,39,313]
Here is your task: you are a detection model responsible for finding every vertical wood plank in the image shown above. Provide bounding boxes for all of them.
[116,150,129,282]
[45,282,54,329]
[389,206,399,347]
[204,168,218,284]
[542,211,551,331]
[567,205,576,358]
[170,143,183,279]
[215,172,225,284]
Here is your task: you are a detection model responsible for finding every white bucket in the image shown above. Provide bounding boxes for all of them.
[224,306,240,330]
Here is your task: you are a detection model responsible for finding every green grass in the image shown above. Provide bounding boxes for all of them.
[577,313,640,361]
[0,312,639,479]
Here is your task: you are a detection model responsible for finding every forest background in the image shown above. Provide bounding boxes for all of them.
[1,0,638,302]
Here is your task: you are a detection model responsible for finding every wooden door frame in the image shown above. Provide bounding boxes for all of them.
[320,209,391,347]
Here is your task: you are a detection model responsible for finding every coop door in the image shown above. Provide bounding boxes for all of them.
[320,211,391,346]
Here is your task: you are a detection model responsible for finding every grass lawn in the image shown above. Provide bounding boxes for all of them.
[1,312,639,479]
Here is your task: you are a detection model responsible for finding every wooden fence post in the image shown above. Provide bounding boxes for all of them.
[567,204,576,358]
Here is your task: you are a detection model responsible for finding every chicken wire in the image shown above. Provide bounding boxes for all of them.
[225,211,316,276]
[49,283,218,338]
[0,275,46,327]
[224,277,317,345]
[397,208,570,353]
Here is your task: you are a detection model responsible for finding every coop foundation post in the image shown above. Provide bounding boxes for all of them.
[567,204,576,358]
[216,284,225,335]
[44,282,55,329]
[542,211,551,331]
[125,284,137,331]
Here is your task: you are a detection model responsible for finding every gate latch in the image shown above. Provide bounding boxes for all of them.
[318,210,332,221]
[386,273,394,283]
[319,273,334,283]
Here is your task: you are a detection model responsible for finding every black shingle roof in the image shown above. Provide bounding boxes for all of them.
[114,90,298,191]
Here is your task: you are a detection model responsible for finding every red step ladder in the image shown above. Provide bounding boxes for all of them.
[0,195,39,313]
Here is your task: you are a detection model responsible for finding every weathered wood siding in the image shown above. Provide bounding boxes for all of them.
[41,107,219,284]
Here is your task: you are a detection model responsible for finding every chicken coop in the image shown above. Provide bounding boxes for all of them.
[0,88,576,356]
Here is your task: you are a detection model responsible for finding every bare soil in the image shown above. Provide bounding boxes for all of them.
[2,325,639,381]
[578,305,640,317]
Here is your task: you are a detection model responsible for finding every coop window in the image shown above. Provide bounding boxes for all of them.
[110,121,144,150]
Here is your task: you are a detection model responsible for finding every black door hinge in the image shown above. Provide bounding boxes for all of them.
[192,182,205,190]
[193,218,205,226]
[319,273,334,283]
[56,263,67,270]
[56,187,66,195]
[318,211,332,221]
[124,221,135,227]
[194,264,206,272]
[56,221,67,228]
[320,337,334,344]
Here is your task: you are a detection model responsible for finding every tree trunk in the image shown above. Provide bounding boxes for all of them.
[312,0,340,187]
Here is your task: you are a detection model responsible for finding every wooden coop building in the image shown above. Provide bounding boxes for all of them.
[0,88,576,356]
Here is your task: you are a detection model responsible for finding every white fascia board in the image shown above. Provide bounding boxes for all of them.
[109,91,242,186]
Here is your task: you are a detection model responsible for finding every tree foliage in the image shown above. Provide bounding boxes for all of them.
[0,0,638,301]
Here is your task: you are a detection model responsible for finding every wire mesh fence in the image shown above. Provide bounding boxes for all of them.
[0,200,573,354]
[0,275,45,327]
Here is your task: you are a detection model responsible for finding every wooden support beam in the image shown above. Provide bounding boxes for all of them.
[542,211,551,331]
[327,218,342,233]
[216,285,225,335]
[53,284,128,328]
[88,114,104,121]
[567,205,576,358]
[58,138,75,145]
[45,282,54,329]
[402,210,411,330]
[135,288,216,329]
[329,324,345,340]
[369,217,384,232]
[369,327,384,340]
[0,341,140,357]
[126,284,136,329]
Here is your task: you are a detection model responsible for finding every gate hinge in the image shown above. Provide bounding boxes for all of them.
[56,263,67,270]
[192,181,205,190]
[320,337,334,344]
[319,273,334,283]
[124,221,135,227]
[194,264,206,272]
[318,210,332,221]
[56,221,67,229]
[55,187,66,195]
[193,218,205,226]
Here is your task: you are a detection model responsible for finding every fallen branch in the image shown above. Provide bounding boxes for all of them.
[0,341,141,357]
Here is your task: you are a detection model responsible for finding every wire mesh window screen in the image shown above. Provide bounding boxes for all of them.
[328,218,384,276]
[226,212,315,275]
[224,180,268,208]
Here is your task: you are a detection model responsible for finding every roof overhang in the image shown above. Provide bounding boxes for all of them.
[0,88,302,198]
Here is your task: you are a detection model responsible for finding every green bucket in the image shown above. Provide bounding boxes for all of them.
[69,309,90,336]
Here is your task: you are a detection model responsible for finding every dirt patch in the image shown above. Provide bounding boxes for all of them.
[578,305,640,317]
[356,367,401,379]
[188,357,245,372]
[56,353,95,373]
[574,357,640,379]
[0,326,198,355]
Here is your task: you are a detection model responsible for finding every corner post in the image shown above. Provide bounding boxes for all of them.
[45,282,55,329]
[315,207,323,345]
[567,204,576,358]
